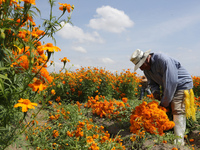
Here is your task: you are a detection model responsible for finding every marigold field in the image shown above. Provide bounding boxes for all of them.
[0,1,200,150]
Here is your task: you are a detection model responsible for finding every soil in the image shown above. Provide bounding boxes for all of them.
[92,114,200,150]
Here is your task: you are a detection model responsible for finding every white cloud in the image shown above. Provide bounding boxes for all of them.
[100,57,115,64]
[152,15,200,37]
[88,5,134,33]
[72,46,87,53]
[137,14,200,43]
[57,23,104,43]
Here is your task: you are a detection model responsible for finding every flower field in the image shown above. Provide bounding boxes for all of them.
[0,1,200,150]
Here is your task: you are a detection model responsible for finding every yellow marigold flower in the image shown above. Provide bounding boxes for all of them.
[51,89,56,95]
[43,43,61,53]
[14,98,37,112]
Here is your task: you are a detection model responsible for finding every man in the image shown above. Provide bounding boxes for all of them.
[130,49,194,146]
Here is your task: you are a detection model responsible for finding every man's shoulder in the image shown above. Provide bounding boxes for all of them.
[152,53,170,61]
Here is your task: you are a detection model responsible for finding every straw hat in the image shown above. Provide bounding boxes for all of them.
[130,49,151,72]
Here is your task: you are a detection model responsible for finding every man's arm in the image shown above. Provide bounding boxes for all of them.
[159,57,178,107]
[145,74,161,100]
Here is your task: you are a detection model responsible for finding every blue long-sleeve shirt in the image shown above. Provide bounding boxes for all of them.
[144,53,193,107]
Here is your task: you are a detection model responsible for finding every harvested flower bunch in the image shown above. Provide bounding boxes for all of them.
[130,101,175,135]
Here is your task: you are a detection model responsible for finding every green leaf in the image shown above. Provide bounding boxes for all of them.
[0,127,8,131]
[0,74,9,80]
[0,67,8,71]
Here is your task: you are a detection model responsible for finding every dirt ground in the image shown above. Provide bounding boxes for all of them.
[92,115,200,150]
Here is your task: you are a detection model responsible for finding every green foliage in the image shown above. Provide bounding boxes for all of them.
[0,0,199,149]
[193,76,200,97]
[0,0,74,149]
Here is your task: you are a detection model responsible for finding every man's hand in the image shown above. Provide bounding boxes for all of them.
[153,91,161,101]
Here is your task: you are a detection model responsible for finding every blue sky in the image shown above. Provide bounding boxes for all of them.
[35,0,200,76]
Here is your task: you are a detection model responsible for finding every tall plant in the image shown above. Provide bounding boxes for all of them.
[0,0,74,149]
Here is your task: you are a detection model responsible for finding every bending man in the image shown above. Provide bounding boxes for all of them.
[130,49,194,146]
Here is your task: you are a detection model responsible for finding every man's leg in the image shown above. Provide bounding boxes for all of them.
[171,90,186,146]
[173,114,186,145]
[139,87,145,100]
[145,87,151,95]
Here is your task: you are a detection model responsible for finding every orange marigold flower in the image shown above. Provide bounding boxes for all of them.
[58,2,73,13]
[14,98,37,112]
[53,130,59,138]
[11,55,29,71]
[189,139,194,142]
[67,131,73,137]
[86,136,94,143]
[32,66,53,83]
[28,78,47,92]
[130,101,175,136]
[59,57,70,63]
[162,140,167,143]
[171,148,178,150]
[89,142,99,150]
[56,96,61,102]
[48,101,52,105]
[122,97,128,103]
[21,0,36,5]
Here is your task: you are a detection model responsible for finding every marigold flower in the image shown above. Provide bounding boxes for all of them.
[21,0,36,5]
[122,97,128,103]
[130,101,175,135]
[32,66,53,83]
[14,98,37,112]
[58,2,72,13]
[60,57,70,63]
[86,136,94,143]
[28,78,47,92]
[189,139,194,142]
[56,96,61,102]
[51,89,56,95]
[67,131,73,137]
[89,142,99,150]
[11,55,29,71]
[53,130,59,138]
[43,43,61,53]
[48,101,52,105]
[162,140,167,143]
